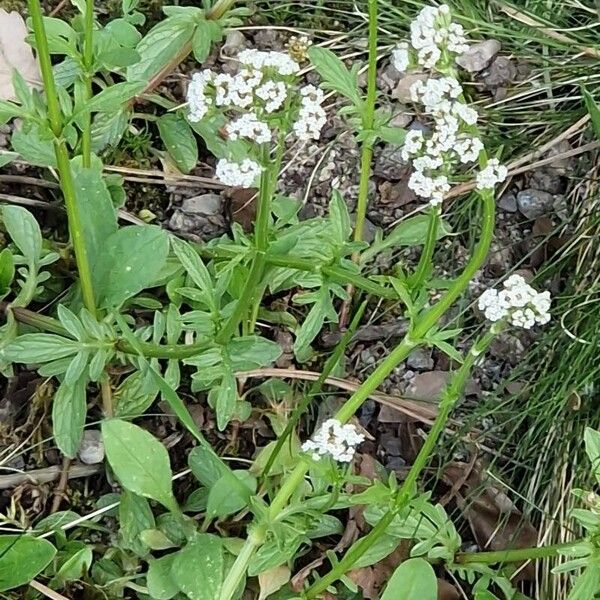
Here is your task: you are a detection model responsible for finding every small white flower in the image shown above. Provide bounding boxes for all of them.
[215,158,262,188]
[454,136,484,163]
[301,418,365,462]
[417,45,441,69]
[413,154,444,172]
[479,275,551,328]
[226,113,272,144]
[392,42,411,72]
[401,129,425,161]
[293,99,327,141]
[238,49,300,76]
[476,158,508,190]
[187,70,214,122]
[453,101,478,125]
[255,80,288,113]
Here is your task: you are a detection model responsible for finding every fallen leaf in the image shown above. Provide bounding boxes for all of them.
[437,578,460,600]
[443,461,538,581]
[0,9,41,101]
[224,186,257,232]
[258,565,291,600]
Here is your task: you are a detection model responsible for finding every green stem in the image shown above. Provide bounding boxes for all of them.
[216,147,277,343]
[54,141,97,315]
[409,206,440,290]
[456,540,581,565]
[27,0,61,137]
[305,327,500,598]
[353,0,378,244]
[220,527,266,600]
[81,0,95,167]
[261,301,368,479]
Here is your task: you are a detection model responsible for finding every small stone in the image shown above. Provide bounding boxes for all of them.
[482,56,517,88]
[528,168,562,195]
[498,193,517,212]
[544,140,574,175]
[391,72,427,103]
[379,433,402,456]
[78,430,104,465]
[389,110,412,129]
[253,29,279,49]
[516,189,555,219]
[180,193,222,216]
[405,371,450,401]
[406,348,434,370]
[221,30,247,57]
[374,145,407,179]
[456,40,501,72]
[378,64,402,92]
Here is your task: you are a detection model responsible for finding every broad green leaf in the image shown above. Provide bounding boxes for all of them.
[248,535,303,576]
[352,534,402,569]
[171,236,214,299]
[308,47,361,107]
[0,152,18,168]
[361,214,452,263]
[126,16,196,82]
[0,249,15,298]
[585,427,600,483]
[35,511,81,533]
[189,445,234,489]
[57,305,86,341]
[208,369,237,431]
[95,225,169,308]
[10,125,57,168]
[1,205,42,262]
[227,336,283,371]
[566,562,600,600]
[71,161,118,295]
[329,189,351,244]
[85,81,145,113]
[52,376,87,458]
[205,471,257,520]
[171,534,224,600]
[0,100,24,126]
[3,334,79,363]
[102,419,177,511]
[293,286,336,361]
[119,490,155,556]
[378,125,407,146]
[380,558,437,600]
[0,535,56,592]
[582,87,600,141]
[192,20,223,63]
[114,370,159,418]
[147,553,179,600]
[91,109,130,153]
[55,546,93,582]
[158,113,198,174]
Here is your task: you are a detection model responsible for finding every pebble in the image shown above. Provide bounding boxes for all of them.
[456,40,501,72]
[78,430,104,465]
[482,56,517,88]
[180,193,222,216]
[221,30,248,57]
[406,348,434,370]
[516,188,555,219]
[498,193,518,213]
[391,72,427,103]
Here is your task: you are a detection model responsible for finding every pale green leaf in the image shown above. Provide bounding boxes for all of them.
[158,113,198,173]
[380,558,437,600]
[118,490,155,556]
[0,536,56,592]
[85,81,145,113]
[102,419,177,511]
[3,334,79,363]
[52,376,87,458]
[1,205,42,262]
[171,534,224,600]
[147,553,179,600]
[11,125,57,168]
[308,47,361,106]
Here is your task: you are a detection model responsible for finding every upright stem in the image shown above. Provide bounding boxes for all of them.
[27,0,61,137]
[81,0,95,167]
[216,146,277,343]
[409,206,440,290]
[305,327,499,598]
[207,0,237,19]
[353,0,378,244]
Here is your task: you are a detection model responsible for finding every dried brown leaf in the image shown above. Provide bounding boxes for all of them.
[0,9,41,101]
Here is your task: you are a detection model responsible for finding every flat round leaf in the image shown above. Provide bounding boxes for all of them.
[0,535,56,592]
[380,558,438,600]
[102,419,176,511]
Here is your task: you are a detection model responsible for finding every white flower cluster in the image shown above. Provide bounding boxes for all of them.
[392,4,469,73]
[301,418,365,463]
[187,48,327,188]
[293,84,327,141]
[395,6,507,206]
[215,158,262,188]
[478,275,551,329]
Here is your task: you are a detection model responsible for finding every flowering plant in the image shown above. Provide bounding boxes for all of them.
[4,2,594,600]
